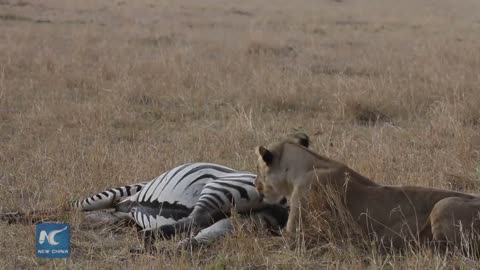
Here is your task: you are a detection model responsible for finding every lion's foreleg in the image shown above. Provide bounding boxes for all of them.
[286,186,304,234]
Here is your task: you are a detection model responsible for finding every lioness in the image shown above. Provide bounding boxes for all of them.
[255,133,477,250]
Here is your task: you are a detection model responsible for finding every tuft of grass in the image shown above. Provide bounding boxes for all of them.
[246,42,297,58]
[345,100,394,126]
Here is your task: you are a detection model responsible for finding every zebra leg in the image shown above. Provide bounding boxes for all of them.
[69,182,147,212]
[81,211,134,229]
[0,208,66,225]
[177,218,234,250]
[128,227,160,255]
[176,205,288,250]
[137,215,231,254]
[2,182,146,225]
[153,207,229,240]
[141,229,159,254]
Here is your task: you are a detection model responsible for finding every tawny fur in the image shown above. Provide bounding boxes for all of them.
[421,197,480,251]
[255,133,479,250]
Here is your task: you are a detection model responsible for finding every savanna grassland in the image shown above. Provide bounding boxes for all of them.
[1,0,480,269]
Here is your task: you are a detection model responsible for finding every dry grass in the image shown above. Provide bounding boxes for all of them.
[1,0,480,268]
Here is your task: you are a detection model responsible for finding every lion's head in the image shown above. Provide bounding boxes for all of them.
[255,133,310,203]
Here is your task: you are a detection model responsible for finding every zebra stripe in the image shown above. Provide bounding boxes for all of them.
[139,163,192,203]
[213,181,250,199]
[170,164,236,190]
[186,174,221,189]
[129,163,265,231]
[158,163,194,194]
[138,170,169,202]
[70,182,147,212]
[203,185,235,204]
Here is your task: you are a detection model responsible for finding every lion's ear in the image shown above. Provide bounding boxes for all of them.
[291,133,310,148]
[257,146,274,165]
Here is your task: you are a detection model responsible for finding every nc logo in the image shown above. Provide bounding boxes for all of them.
[36,223,70,259]
[38,226,68,245]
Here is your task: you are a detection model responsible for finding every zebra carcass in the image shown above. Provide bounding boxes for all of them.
[1,162,288,252]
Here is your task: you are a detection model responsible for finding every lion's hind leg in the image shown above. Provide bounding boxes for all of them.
[422,197,480,256]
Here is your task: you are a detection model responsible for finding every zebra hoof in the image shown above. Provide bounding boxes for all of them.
[129,246,146,255]
[129,245,160,255]
[176,238,201,252]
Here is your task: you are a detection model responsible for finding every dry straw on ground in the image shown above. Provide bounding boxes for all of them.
[1,0,480,268]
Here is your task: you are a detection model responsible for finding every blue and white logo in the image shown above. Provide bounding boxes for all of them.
[36,223,70,258]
